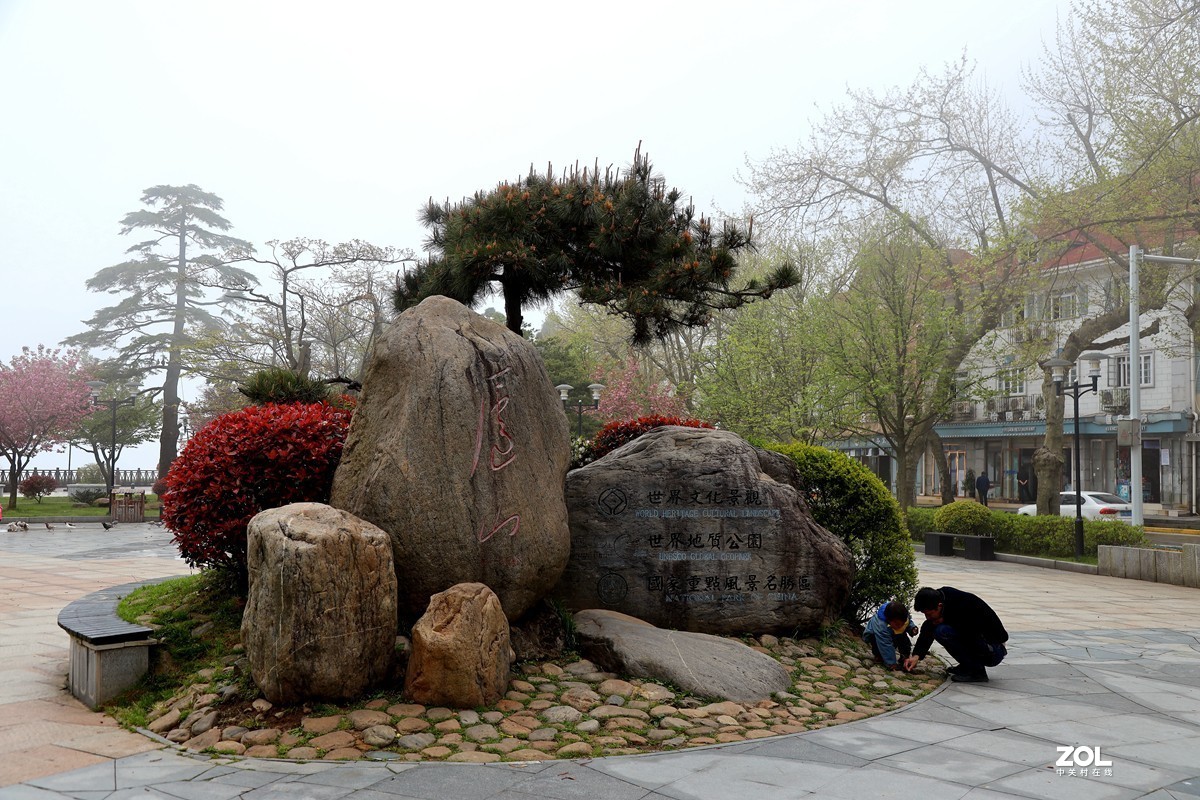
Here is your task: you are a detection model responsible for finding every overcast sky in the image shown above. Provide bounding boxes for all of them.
[1,0,1065,470]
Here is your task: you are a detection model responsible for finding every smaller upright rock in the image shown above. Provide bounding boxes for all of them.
[241,503,398,704]
[405,583,513,708]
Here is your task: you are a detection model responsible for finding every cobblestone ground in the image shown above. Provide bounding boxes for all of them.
[141,632,945,763]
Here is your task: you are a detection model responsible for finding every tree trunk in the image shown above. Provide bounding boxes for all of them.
[894,445,916,512]
[5,461,18,510]
[1035,372,1065,515]
[927,429,954,505]
[158,227,187,479]
[503,283,524,337]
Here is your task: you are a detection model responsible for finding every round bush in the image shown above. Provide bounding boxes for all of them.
[75,464,104,484]
[162,402,353,577]
[19,474,58,502]
[767,442,917,624]
[932,500,992,537]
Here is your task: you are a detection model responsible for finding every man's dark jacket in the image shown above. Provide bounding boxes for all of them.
[914,586,1008,658]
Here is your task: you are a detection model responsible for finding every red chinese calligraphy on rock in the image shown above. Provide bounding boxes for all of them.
[470,366,517,477]
[478,513,520,543]
[471,365,523,545]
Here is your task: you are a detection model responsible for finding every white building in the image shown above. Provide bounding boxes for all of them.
[925,237,1199,512]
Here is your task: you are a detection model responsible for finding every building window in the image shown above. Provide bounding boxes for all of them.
[1115,353,1153,387]
[1105,278,1130,312]
[1049,291,1076,320]
[952,371,970,399]
[1001,304,1026,329]
[998,368,1026,396]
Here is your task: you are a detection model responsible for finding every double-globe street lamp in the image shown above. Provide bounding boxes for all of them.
[85,380,138,497]
[1043,352,1110,559]
[555,383,605,437]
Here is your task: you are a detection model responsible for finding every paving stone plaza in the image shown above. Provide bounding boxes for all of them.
[1,523,1198,799]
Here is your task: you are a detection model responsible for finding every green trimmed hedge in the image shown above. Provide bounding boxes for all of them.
[907,506,1148,557]
[904,506,936,538]
[990,513,1147,557]
[767,442,917,624]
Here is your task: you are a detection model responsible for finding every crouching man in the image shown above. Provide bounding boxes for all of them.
[902,586,1008,683]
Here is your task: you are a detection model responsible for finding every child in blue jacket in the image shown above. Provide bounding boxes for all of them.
[862,600,918,670]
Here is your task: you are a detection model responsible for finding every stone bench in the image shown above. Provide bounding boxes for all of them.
[924,532,995,561]
[57,580,160,709]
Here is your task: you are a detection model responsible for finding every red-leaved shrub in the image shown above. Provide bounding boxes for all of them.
[162,402,353,576]
[19,474,58,503]
[151,478,168,497]
[588,415,715,462]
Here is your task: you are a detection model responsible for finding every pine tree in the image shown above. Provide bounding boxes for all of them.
[396,147,798,344]
[66,185,255,477]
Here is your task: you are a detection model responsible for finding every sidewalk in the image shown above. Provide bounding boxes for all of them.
[0,523,191,786]
[1,525,1198,799]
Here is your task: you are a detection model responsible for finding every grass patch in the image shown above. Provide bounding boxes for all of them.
[4,496,109,517]
[2,494,162,518]
[106,573,246,728]
[118,575,204,622]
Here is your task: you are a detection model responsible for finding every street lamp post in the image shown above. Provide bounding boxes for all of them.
[1045,353,1109,559]
[85,381,137,497]
[555,383,605,437]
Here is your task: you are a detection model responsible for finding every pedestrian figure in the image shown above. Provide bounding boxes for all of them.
[903,586,1008,683]
[975,471,991,507]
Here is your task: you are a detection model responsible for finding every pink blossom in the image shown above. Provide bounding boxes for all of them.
[593,353,687,423]
[0,346,93,508]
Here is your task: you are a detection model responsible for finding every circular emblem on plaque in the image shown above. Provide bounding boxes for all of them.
[596,487,628,516]
[596,572,628,605]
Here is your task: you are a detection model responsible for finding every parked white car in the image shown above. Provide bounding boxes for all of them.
[1016,491,1133,520]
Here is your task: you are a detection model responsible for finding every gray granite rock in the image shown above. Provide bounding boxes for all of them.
[556,426,854,636]
[574,608,792,703]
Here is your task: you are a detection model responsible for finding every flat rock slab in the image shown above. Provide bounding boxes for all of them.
[573,609,792,704]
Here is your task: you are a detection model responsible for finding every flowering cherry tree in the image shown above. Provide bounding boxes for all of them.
[0,346,93,509]
[593,353,687,424]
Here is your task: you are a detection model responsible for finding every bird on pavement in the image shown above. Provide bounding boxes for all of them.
[44,522,54,531]
[65,522,77,529]
[102,521,114,530]
[16,521,28,532]
[5,523,16,532]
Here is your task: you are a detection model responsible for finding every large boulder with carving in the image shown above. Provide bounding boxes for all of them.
[330,296,571,621]
[404,583,513,708]
[555,426,854,636]
[242,503,397,704]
